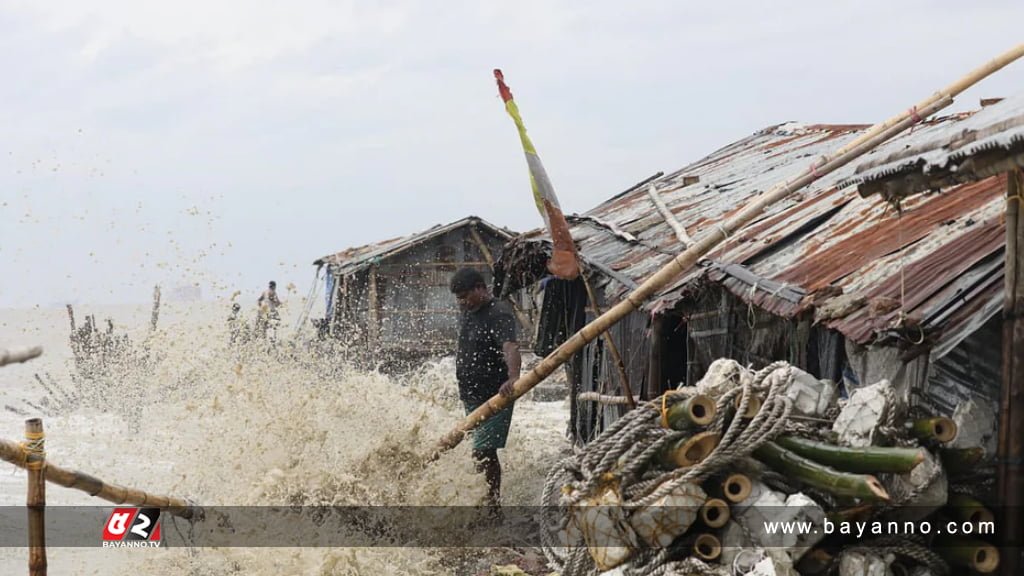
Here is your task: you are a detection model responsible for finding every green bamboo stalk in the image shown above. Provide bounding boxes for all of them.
[752,441,890,501]
[774,435,926,474]
[938,447,986,474]
[907,417,957,443]
[946,494,996,526]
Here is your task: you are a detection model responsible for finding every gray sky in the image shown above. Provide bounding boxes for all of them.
[1,0,1022,309]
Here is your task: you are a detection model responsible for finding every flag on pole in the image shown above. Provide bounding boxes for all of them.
[494,69,580,280]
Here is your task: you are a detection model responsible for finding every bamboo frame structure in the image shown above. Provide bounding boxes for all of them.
[0,436,199,519]
[580,271,636,408]
[26,419,45,576]
[429,43,1024,459]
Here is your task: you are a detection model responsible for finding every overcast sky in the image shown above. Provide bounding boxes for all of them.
[1,0,1022,309]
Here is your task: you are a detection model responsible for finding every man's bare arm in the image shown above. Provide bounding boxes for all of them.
[499,341,521,397]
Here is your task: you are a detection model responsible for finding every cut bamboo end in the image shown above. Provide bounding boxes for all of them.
[722,473,753,503]
[909,417,958,443]
[667,432,721,468]
[687,394,716,426]
[968,508,996,526]
[968,543,1000,573]
[931,418,957,443]
[865,476,890,501]
[734,394,762,419]
[700,498,730,528]
[692,533,721,561]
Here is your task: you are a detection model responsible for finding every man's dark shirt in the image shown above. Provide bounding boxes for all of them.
[456,298,517,404]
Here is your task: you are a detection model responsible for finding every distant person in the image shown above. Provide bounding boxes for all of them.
[227,303,244,344]
[256,281,282,339]
[449,267,521,509]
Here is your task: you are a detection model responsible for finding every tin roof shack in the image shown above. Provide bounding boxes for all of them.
[843,92,1024,575]
[314,216,532,367]
[496,105,1018,448]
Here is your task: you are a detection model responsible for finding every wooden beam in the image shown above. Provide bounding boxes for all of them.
[998,168,1024,576]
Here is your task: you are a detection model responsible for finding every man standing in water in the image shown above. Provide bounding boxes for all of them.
[450,267,521,508]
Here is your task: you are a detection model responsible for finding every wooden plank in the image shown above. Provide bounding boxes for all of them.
[367,266,380,347]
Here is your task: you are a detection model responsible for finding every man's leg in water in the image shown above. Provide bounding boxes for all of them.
[472,448,501,506]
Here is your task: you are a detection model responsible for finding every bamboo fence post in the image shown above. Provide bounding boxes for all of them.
[0,346,43,368]
[25,419,45,576]
[0,436,199,520]
[580,272,636,408]
[428,43,1024,459]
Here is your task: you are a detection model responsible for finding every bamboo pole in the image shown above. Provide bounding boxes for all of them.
[429,43,1024,459]
[26,419,45,576]
[773,435,926,473]
[645,182,694,247]
[0,436,199,519]
[580,272,636,408]
[0,346,43,368]
[998,167,1024,576]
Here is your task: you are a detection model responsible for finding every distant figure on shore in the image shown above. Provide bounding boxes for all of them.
[227,303,248,345]
[256,281,282,340]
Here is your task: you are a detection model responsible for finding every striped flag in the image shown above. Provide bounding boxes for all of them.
[494,69,580,280]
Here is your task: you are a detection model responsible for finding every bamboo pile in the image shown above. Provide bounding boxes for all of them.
[554,360,999,576]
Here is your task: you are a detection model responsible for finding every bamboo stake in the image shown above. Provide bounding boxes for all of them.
[429,43,1024,459]
[580,272,636,408]
[0,436,199,519]
[26,419,45,576]
[0,346,43,368]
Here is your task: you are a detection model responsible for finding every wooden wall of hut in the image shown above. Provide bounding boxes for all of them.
[326,225,529,365]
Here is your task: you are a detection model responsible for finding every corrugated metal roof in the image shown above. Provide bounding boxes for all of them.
[313,216,516,276]
[503,112,1010,352]
[841,91,1024,197]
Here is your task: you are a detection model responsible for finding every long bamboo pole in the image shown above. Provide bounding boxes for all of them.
[998,167,1024,576]
[26,419,45,576]
[428,43,1024,459]
[0,436,199,519]
[0,346,43,368]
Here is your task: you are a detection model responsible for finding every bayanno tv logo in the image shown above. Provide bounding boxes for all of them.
[101,507,162,548]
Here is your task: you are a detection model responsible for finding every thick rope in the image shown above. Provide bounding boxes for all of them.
[542,362,797,575]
